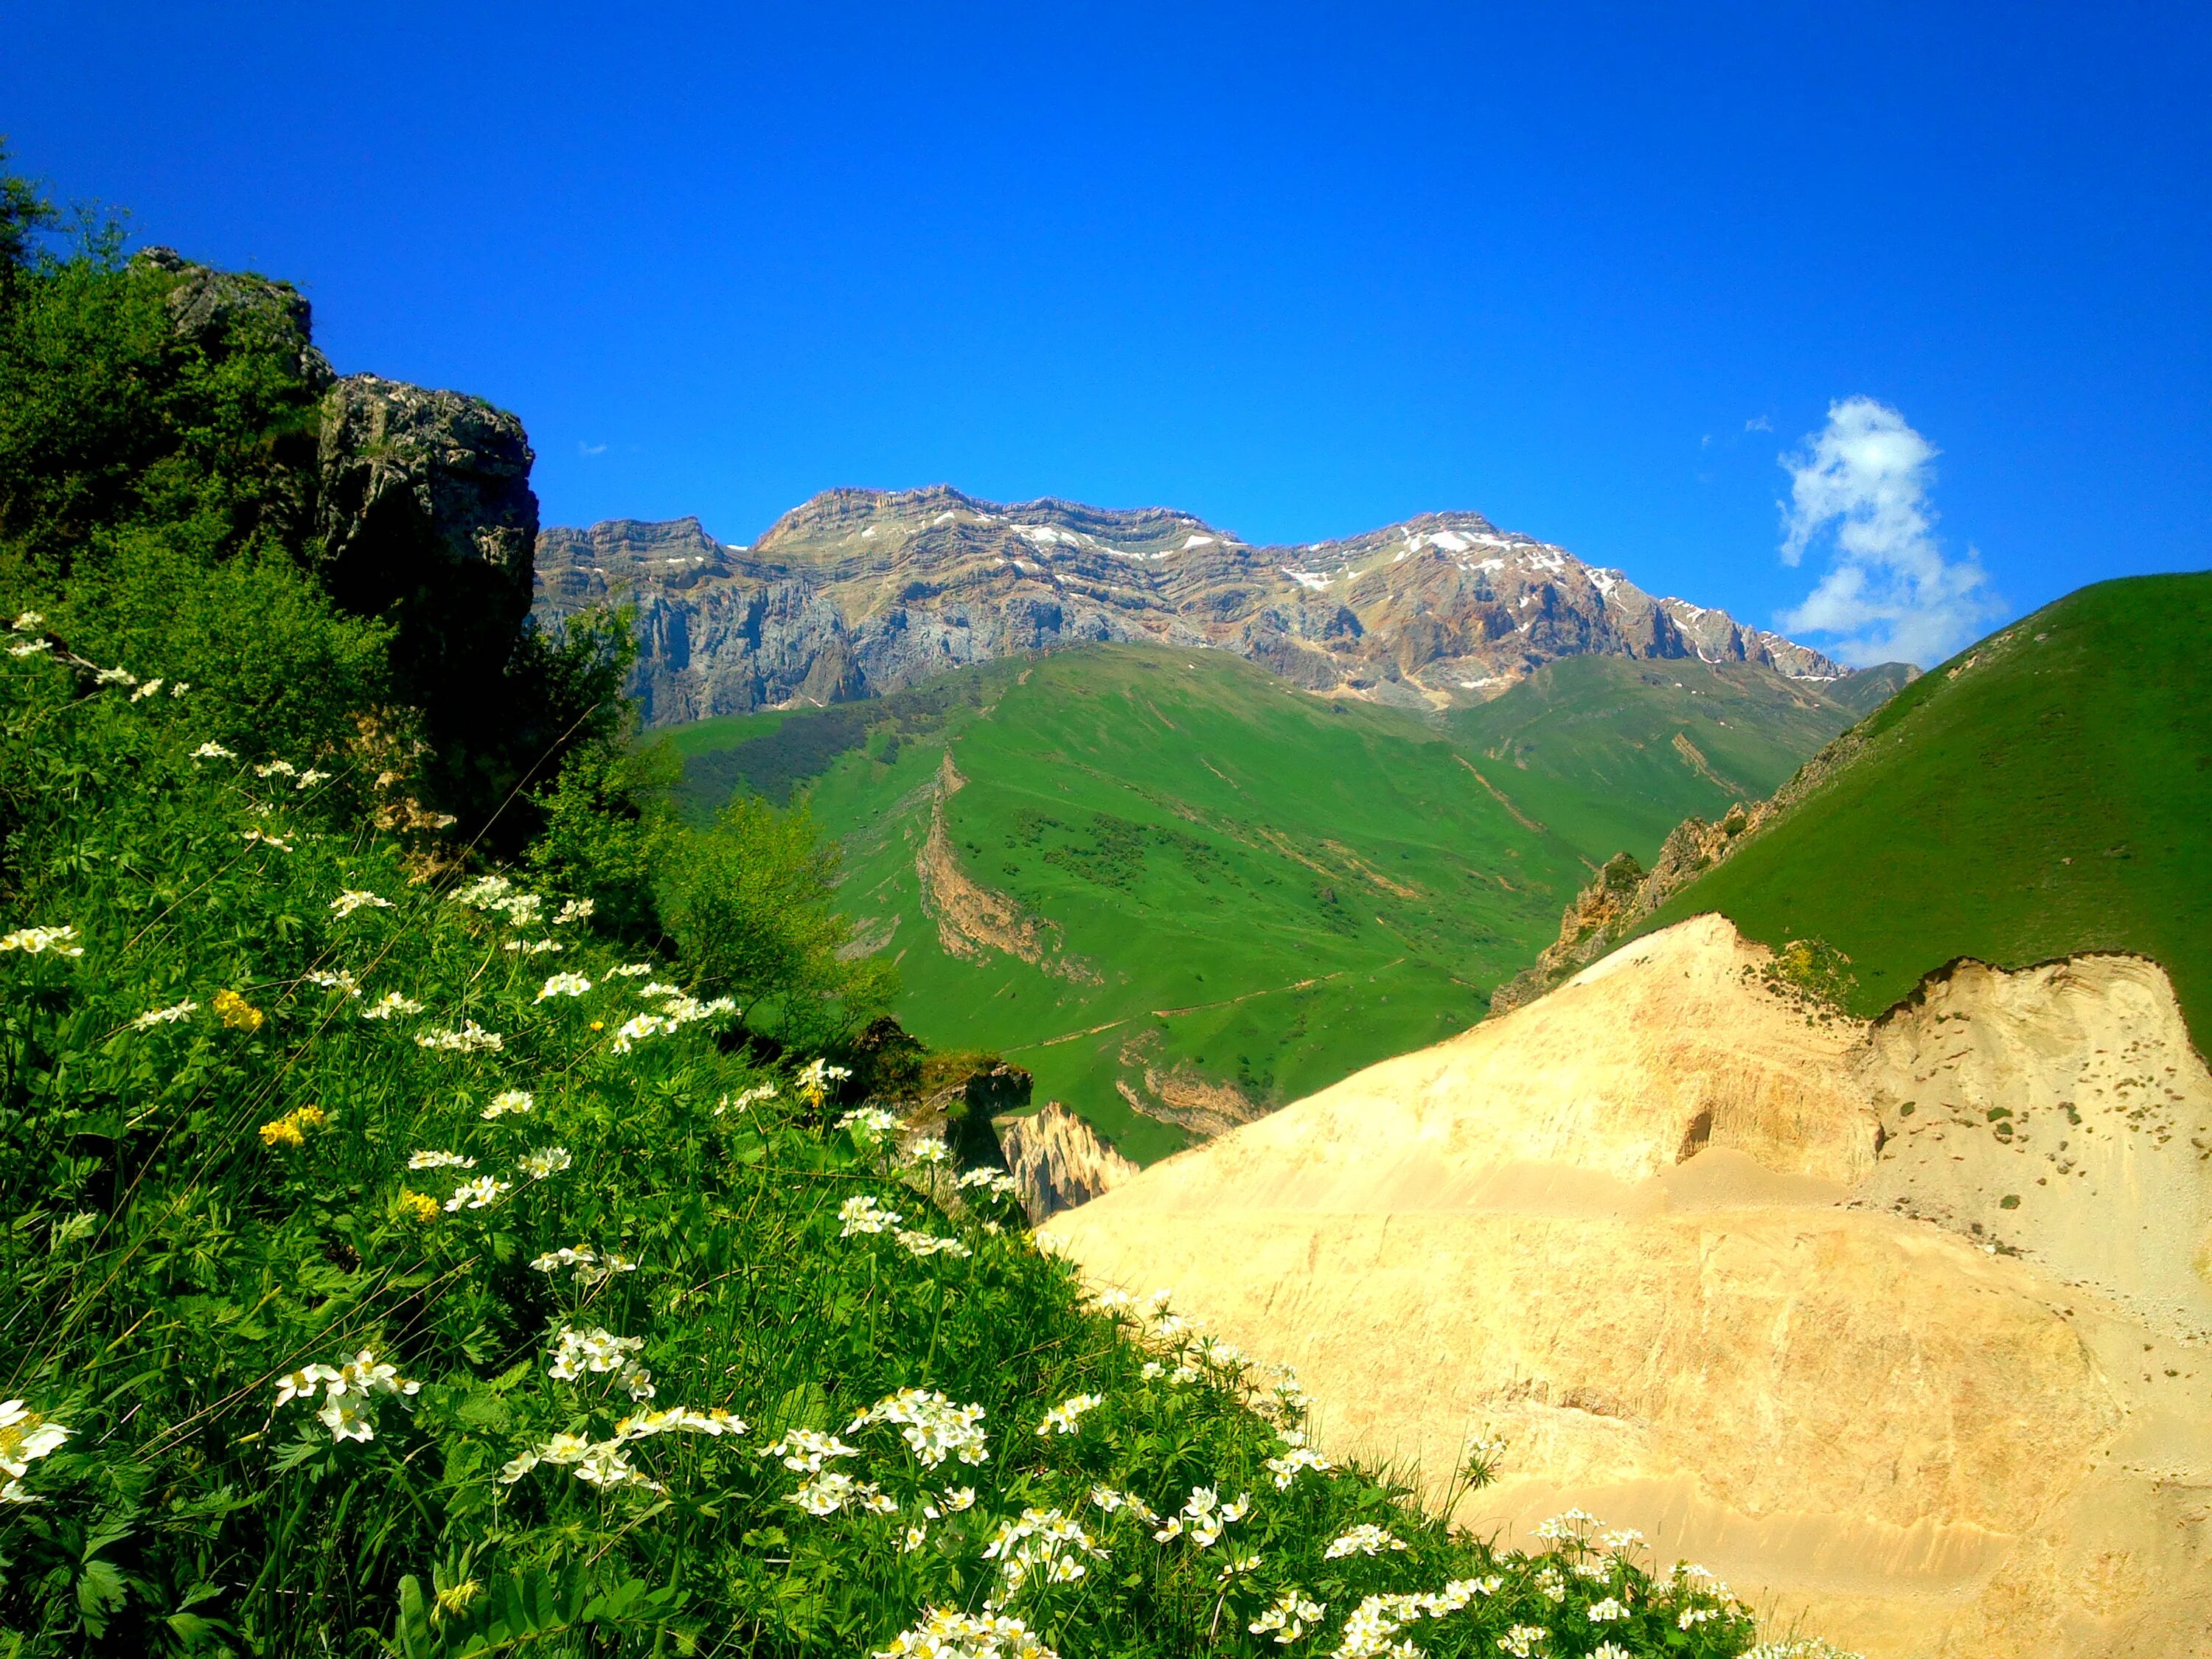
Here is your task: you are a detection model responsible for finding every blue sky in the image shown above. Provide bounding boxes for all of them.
[6,1,2207,663]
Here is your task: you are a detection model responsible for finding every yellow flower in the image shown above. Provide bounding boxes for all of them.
[588,1020,604,1032]
[213,989,265,1032]
[258,1105,325,1150]
[434,1579,483,1618]
[396,1189,440,1224]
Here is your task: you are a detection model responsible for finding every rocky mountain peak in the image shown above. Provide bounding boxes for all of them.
[534,487,1846,726]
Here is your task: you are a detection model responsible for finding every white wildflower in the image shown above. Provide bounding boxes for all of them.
[609,1012,677,1053]
[253,760,297,779]
[306,969,361,997]
[9,612,44,630]
[1500,1627,1548,1658]
[1,925,83,957]
[894,1227,973,1259]
[838,1194,902,1237]
[874,1608,1059,1659]
[360,991,423,1020]
[717,1082,779,1116]
[1037,1393,1102,1436]
[608,962,653,977]
[416,1020,504,1052]
[191,742,236,759]
[553,897,594,925]
[1323,1523,1408,1559]
[329,890,394,919]
[442,1175,510,1211]
[1249,1587,1326,1644]
[293,767,329,787]
[835,1105,899,1138]
[848,1388,990,1469]
[129,678,166,700]
[900,1135,952,1167]
[482,1089,534,1119]
[1587,1598,1628,1623]
[131,998,198,1030]
[535,972,592,1001]
[5,639,50,658]
[758,1427,860,1473]
[407,1150,476,1170]
[529,1245,638,1288]
[0,1401,73,1503]
[240,829,294,852]
[1536,1508,1600,1542]
[517,1145,572,1180]
[548,1326,653,1400]
[502,937,562,955]
[94,666,136,686]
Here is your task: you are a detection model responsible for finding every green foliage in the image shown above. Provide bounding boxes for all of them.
[0,634,1775,1659]
[1640,574,2212,1041]
[524,724,681,945]
[658,795,899,1048]
[0,228,322,582]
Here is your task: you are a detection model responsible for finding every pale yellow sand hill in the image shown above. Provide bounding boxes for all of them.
[1043,915,2212,1659]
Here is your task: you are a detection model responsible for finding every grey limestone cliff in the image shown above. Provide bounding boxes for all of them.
[535,486,1844,726]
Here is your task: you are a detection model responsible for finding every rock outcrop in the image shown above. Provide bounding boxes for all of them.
[533,489,1846,726]
[316,375,538,628]
[133,245,336,393]
[995,1101,1140,1223]
[1043,917,2212,1658]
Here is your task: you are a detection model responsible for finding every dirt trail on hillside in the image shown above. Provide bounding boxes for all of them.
[1043,916,2212,1659]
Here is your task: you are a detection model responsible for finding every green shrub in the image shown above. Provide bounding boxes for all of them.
[658,795,900,1051]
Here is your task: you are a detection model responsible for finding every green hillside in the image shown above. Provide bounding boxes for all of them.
[673,645,1877,1159]
[1447,655,1882,864]
[1639,573,2212,1039]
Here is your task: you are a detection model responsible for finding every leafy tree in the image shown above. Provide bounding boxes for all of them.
[658,793,899,1046]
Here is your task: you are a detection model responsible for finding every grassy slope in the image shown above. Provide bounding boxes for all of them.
[675,646,1868,1161]
[812,647,1593,1160]
[1638,573,2212,1039]
[1447,655,1873,864]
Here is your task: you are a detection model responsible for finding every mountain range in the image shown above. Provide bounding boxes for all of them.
[534,486,1848,726]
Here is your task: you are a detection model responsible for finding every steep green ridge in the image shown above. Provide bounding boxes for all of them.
[1638,573,2212,1040]
[1447,655,1883,864]
[673,645,1874,1160]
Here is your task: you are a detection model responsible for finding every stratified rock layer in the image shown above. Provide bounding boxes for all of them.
[1043,916,2212,1659]
[533,489,1843,726]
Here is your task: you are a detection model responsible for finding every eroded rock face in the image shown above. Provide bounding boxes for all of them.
[533,489,1844,726]
[1043,917,2212,1658]
[996,1101,1139,1223]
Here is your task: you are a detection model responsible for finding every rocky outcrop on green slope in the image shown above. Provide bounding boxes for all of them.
[534,486,1846,726]
[1488,723,1879,1015]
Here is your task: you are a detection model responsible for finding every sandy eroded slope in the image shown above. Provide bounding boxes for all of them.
[1043,915,2212,1658]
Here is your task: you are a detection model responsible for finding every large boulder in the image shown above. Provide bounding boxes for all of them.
[316,374,538,629]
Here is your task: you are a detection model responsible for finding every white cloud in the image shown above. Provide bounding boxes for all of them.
[1775,397,2003,667]
[1745,414,1773,433]
[578,441,608,456]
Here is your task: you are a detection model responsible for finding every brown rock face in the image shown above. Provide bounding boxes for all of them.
[1043,917,2212,1658]
[533,487,1844,726]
